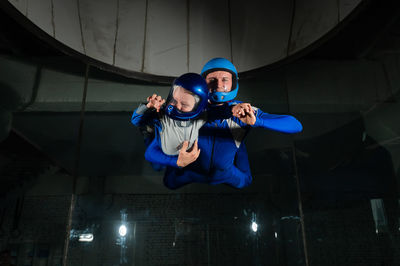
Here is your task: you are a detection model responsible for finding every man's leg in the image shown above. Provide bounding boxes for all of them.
[233,142,252,187]
[163,143,252,189]
[210,143,252,188]
[163,166,208,189]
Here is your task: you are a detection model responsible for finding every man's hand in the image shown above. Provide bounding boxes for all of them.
[232,103,256,125]
[176,140,201,167]
[146,94,166,112]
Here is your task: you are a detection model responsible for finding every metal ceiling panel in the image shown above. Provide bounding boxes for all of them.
[5,0,362,78]
[78,0,118,64]
[144,0,188,76]
[27,0,53,37]
[340,0,362,21]
[113,0,147,71]
[231,0,294,72]
[53,0,84,53]
[289,0,338,55]
[188,0,232,74]
[8,0,28,15]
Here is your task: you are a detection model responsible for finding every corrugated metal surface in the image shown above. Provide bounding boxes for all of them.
[189,0,232,73]
[79,0,118,65]
[113,0,146,71]
[27,0,53,36]
[7,0,363,77]
[53,0,84,53]
[289,0,338,54]
[231,0,294,71]
[340,0,362,21]
[144,0,188,76]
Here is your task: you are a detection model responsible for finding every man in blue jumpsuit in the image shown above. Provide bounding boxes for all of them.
[135,58,303,189]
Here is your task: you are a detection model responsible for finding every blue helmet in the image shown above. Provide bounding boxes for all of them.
[201,58,239,103]
[165,73,208,121]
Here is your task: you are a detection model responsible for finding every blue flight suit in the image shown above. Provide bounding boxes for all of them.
[132,101,302,189]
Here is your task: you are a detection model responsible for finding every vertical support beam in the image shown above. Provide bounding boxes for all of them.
[74,64,90,190]
[50,0,55,38]
[141,0,149,73]
[286,0,296,56]
[76,0,86,54]
[227,0,233,63]
[284,68,310,266]
[132,221,137,266]
[62,64,90,266]
[206,223,210,266]
[113,0,120,66]
[186,0,190,72]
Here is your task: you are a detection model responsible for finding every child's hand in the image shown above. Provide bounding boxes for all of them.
[146,94,166,112]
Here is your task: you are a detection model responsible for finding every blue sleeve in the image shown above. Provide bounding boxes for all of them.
[252,108,303,133]
[144,138,179,168]
[131,104,157,127]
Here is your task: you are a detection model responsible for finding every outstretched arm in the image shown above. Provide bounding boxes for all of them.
[253,109,303,133]
[232,103,302,133]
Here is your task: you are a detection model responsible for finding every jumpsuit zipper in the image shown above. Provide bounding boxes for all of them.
[208,123,217,176]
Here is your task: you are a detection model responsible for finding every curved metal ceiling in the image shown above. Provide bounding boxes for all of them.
[5,0,362,79]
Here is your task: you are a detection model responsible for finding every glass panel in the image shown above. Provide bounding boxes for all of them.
[0,55,86,266]
[292,55,400,266]
[1,58,307,265]
[59,67,306,266]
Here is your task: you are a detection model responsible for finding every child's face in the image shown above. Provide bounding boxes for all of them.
[170,86,196,112]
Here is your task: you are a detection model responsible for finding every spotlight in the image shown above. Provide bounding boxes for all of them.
[79,233,94,242]
[251,221,258,232]
[119,225,127,237]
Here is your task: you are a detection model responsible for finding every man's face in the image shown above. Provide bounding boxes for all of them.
[205,71,233,93]
[170,86,196,112]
